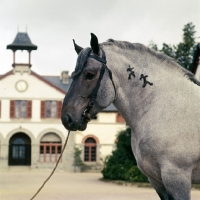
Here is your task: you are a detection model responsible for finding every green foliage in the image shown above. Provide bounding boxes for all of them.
[174,23,196,70]
[149,22,198,71]
[149,41,158,51]
[161,43,176,58]
[101,127,147,182]
[124,166,148,182]
[74,147,91,172]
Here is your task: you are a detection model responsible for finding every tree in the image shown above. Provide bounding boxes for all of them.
[174,23,196,70]
[150,22,197,71]
[161,43,176,58]
[101,127,148,182]
[149,40,158,51]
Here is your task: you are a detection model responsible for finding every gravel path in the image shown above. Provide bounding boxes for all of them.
[0,171,200,200]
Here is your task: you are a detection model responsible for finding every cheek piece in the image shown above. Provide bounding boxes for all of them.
[82,48,116,122]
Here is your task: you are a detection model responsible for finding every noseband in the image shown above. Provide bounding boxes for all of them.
[82,48,116,122]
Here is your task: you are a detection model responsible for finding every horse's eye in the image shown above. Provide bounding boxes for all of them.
[86,73,95,80]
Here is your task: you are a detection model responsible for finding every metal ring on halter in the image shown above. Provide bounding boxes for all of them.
[82,109,91,122]
[89,102,93,106]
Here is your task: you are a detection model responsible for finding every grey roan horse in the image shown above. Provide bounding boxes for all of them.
[61,33,200,200]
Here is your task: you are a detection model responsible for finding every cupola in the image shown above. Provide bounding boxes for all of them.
[7,32,37,74]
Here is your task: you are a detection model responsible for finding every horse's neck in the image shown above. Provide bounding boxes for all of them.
[106,48,191,129]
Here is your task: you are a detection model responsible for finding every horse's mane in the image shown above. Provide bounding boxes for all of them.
[102,39,200,86]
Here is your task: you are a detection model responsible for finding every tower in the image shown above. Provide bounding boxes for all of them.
[7,32,37,74]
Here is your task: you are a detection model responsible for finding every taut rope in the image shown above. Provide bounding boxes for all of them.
[30,130,71,200]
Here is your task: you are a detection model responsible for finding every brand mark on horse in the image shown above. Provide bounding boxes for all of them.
[127,65,135,79]
[140,74,153,87]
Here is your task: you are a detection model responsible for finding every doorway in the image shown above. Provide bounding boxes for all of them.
[9,133,31,166]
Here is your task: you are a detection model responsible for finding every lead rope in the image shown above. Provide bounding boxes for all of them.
[30,130,71,200]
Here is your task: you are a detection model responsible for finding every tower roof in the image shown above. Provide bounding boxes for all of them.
[7,32,37,51]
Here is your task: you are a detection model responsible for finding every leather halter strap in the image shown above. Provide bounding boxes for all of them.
[82,49,116,122]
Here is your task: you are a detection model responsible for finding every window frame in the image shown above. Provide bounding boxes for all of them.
[84,137,97,162]
[39,142,62,163]
[10,100,32,119]
[41,100,62,119]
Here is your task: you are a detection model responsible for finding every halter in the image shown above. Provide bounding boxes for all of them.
[82,48,116,122]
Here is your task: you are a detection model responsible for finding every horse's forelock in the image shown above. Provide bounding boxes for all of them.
[71,47,91,78]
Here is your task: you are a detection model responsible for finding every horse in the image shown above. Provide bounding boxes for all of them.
[61,33,200,200]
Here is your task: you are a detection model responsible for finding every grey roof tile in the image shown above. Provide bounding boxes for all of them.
[41,76,72,93]
[7,32,37,51]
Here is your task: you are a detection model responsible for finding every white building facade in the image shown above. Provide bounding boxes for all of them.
[0,32,126,171]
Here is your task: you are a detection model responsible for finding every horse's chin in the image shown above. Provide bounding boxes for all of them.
[61,116,88,131]
[78,120,88,131]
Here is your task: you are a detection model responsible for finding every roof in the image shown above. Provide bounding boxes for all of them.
[41,75,72,93]
[7,32,37,51]
[191,43,200,74]
[103,103,117,112]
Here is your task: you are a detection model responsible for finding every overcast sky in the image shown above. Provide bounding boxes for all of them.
[0,0,199,75]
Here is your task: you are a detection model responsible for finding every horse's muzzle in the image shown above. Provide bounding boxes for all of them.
[61,113,87,131]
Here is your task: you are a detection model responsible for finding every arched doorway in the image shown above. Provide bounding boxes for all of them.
[9,133,31,166]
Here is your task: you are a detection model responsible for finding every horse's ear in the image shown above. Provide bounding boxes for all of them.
[90,33,100,55]
[73,39,83,55]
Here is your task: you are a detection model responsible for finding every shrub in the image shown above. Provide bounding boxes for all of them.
[124,166,148,182]
[74,147,91,172]
[101,127,148,182]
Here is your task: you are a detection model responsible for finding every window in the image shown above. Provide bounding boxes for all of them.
[84,137,97,162]
[40,133,62,163]
[10,100,32,118]
[12,138,25,159]
[41,101,62,119]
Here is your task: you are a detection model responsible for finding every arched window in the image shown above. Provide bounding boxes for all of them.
[40,133,62,163]
[84,137,97,162]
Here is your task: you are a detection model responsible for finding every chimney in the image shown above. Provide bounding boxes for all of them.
[60,71,69,84]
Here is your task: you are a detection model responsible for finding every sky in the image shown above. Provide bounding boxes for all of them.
[0,0,199,76]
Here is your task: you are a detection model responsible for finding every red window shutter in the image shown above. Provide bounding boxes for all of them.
[57,101,62,118]
[41,101,46,118]
[10,100,15,118]
[27,101,32,118]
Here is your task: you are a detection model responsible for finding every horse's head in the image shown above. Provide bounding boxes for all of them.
[61,33,116,131]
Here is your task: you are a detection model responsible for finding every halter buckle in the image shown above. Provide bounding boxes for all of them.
[82,109,91,122]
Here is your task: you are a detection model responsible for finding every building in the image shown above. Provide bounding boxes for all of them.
[0,32,126,171]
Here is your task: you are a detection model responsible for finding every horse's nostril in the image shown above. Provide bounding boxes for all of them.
[62,114,80,131]
[66,114,73,124]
